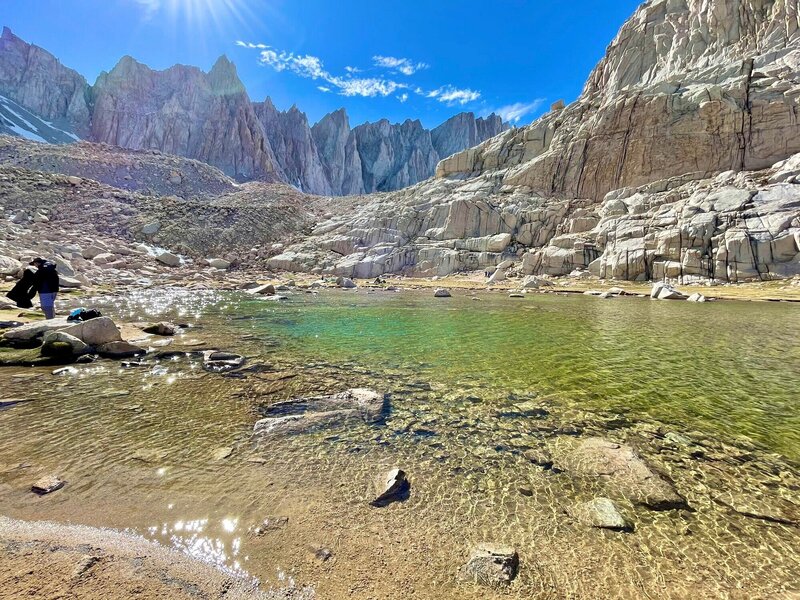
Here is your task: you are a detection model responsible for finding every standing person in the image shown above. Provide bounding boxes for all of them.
[30,257,60,319]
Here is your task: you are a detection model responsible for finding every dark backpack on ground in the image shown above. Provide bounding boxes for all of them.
[67,308,102,322]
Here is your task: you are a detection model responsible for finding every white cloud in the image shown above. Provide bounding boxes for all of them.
[237,41,483,105]
[244,42,408,98]
[428,85,481,106]
[236,41,268,50]
[491,100,546,123]
[333,77,406,97]
[373,55,429,76]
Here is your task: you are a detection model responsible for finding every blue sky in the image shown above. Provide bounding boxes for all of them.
[4,0,643,128]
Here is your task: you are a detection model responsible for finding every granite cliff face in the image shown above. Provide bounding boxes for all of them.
[90,56,280,181]
[253,98,331,194]
[311,108,365,196]
[352,118,440,193]
[269,0,800,283]
[431,112,505,162]
[0,26,89,136]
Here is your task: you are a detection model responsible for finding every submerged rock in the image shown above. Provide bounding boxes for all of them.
[98,341,145,358]
[371,467,410,507]
[460,543,519,589]
[253,388,386,437]
[31,475,65,495]
[253,516,289,536]
[687,293,707,303]
[202,351,245,372]
[142,321,178,336]
[434,288,452,298]
[570,497,634,532]
[560,438,688,510]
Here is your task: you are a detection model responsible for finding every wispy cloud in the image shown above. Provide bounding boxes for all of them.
[235,41,483,106]
[373,55,428,76]
[490,100,546,124]
[251,45,407,98]
[427,85,481,106]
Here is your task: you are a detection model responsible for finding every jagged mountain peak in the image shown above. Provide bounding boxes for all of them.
[208,54,245,94]
[0,27,508,195]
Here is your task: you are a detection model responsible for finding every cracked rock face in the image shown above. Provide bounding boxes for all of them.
[269,0,800,283]
[90,55,281,182]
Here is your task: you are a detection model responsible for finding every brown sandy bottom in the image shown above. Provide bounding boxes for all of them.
[0,516,310,599]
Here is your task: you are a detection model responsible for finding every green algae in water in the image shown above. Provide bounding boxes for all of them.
[237,290,800,460]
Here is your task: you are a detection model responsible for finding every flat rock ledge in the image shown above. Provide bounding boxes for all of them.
[253,388,387,437]
[559,438,688,511]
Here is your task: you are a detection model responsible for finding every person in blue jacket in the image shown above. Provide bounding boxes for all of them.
[30,257,60,319]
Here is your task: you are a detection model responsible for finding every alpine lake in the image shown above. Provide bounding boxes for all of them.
[1,286,798,599]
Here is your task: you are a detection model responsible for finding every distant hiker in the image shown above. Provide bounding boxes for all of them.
[30,257,60,319]
[5,266,37,309]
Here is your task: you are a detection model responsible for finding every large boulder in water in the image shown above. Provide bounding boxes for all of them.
[41,331,89,356]
[558,438,688,510]
[60,316,122,346]
[253,388,386,436]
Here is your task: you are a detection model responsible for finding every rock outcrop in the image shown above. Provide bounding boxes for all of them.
[431,112,505,161]
[253,98,331,194]
[311,108,366,195]
[90,55,280,181]
[352,118,439,193]
[267,0,800,283]
[0,27,89,135]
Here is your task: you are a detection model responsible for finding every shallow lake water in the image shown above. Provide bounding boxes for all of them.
[1,287,798,599]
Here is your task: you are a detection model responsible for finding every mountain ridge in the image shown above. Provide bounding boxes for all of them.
[0,26,508,195]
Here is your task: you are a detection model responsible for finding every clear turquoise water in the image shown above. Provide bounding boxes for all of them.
[235,290,800,460]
